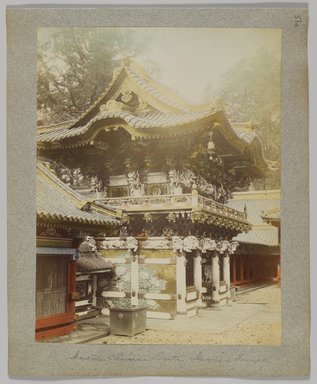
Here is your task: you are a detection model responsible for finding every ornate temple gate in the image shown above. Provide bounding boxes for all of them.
[96,236,239,318]
[34,59,272,337]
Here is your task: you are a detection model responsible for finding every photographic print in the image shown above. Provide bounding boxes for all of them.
[36,27,281,345]
[7,6,309,377]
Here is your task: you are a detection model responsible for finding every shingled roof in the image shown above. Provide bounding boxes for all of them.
[77,242,113,273]
[37,60,269,176]
[227,190,280,247]
[37,161,121,227]
[37,109,215,143]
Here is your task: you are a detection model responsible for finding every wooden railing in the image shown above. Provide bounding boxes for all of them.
[98,193,246,222]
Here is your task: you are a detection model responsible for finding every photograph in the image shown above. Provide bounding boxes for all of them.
[35,27,282,346]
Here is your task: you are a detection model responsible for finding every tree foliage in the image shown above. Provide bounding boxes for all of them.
[38,32,280,190]
[208,46,281,189]
[37,28,152,125]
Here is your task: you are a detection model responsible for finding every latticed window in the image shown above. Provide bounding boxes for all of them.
[185,252,195,288]
[36,256,68,319]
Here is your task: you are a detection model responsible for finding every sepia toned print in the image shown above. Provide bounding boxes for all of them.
[36,27,281,345]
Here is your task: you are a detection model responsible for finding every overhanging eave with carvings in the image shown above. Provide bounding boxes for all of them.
[98,193,250,233]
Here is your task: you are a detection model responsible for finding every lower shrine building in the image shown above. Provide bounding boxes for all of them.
[36,161,121,339]
[228,190,280,287]
[36,59,274,326]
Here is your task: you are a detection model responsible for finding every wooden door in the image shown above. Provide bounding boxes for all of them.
[35,255,76,340]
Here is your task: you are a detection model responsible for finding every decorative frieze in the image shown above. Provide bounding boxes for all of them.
[183,236,200,253]
[100,236,138,252]
[172,236,237,255]
[200,238,217,253]
[216,240,231,254]
[100,236,239,258]
[227,241,239,254]
[143,237,171,249]
[80,236,98,252]
[172,236,205,253]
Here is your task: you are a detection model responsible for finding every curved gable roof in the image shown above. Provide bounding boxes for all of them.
[37,61,270,177]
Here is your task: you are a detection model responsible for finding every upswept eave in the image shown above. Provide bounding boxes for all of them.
[36,161,122,227]
[39,59,214,132]
[36,60,270,176]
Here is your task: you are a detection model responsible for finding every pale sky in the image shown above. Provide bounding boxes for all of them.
[134,28,281,103]
[39,27,281,104]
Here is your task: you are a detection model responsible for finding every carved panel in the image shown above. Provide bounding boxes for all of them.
[146,172,168,184]
[142,238,171,249]
[146,184,168,196]
[108,186,129,197]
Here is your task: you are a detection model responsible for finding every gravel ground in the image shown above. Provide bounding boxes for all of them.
[236,284,281,311]
[92,285,281,345]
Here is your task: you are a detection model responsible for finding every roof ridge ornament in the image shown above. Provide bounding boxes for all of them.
[121,84,133,103]
[100,99,124,112]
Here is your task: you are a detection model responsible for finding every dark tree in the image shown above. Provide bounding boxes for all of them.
[205,46,281,189]
[37,28,153,125]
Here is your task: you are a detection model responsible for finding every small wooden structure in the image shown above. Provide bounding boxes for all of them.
[228,190,280,286]
[36,162,121,340]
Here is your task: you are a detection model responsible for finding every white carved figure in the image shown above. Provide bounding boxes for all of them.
[200,238,217,253]
[173,183,183,195]
[168,169,178,194]
[228,241,239,254]
[127,170,145,197]
[121,86,133,103]
[172,236,183,252]
[60,168,72,186]
[90,175,98,192]
[168,168,220,200]
[81,236,97,252]
[101,99,124,112]
[179,169,196,189]
[143,213,153,222]
[97,178,103,192]
[72,168,84,186]
[138,96,149,112]
[168,169,183,195]
[167,212,177,223]
[216,240,230,254]
[195,174,218,200]
[126,236,138,252]
[183,236,199,252]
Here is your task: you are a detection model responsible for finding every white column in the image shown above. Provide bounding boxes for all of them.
[130,250,139,306]
[92,275,98,307]
[176,251,187,313]
[223,253,231,298]
[194,250,203,307]
[212,252,220,303]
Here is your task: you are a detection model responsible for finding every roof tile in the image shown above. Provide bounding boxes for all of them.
[37,162,120,226]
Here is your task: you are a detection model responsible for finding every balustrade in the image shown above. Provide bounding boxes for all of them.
[98,193,246,222]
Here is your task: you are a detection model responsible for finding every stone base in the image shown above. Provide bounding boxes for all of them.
[110,307,147,336]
